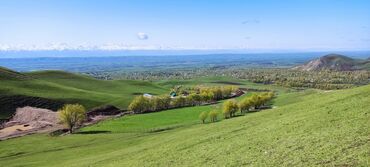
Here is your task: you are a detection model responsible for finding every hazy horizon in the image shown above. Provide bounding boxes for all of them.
[0,50,370,59]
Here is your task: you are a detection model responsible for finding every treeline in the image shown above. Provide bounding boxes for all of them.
[128,86,240,113]
[223,92,274,118]
[92,68,370,90]
[199,92,275,123]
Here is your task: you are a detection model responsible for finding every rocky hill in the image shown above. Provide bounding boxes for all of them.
[293,54,370,71]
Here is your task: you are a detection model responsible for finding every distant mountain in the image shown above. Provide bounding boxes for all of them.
[293,54,370,71]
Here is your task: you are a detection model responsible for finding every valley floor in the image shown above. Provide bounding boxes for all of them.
[0,83,369,166]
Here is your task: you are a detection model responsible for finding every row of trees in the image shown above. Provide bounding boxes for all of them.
[128,86,240,113]
[174,85,239,101]
[199,110,219,123]
[223,92,275,119]
[128,95,171,113]
[199,92,275,123]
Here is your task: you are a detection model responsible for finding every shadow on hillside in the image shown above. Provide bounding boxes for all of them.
[76,130,111,134]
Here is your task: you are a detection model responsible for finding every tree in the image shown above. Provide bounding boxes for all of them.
[188,93,202,105]
[249,94,259,110]
[171,96,187,108]
[221,86,233,98]
[152,96,171,111]
[223,100,239,118]
[208,110,218,122]
[239,98,252,114]
[267,92,274,99]
[222,109,231,119]
[58,104,86,133]
[199,111,208,123]
[128,96,150,113]
[212,87,223,100]
[200,91,210,102]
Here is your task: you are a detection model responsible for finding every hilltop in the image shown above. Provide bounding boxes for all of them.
[293,54,370,71]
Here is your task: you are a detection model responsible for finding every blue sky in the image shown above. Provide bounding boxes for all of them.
[0,0,369,51]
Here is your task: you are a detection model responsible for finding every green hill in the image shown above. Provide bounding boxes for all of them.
[0,84,368,166]
[0,68,169,119]
[0,67,27,80]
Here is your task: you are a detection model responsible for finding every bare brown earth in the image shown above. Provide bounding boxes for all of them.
[0,106,126,140]
[0,107,63,140]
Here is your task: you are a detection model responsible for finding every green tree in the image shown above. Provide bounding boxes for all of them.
[58,104,86,133]
[171,96,187,108]
[208,110,218,122]
[128,96,150,113]
[199,111,208,123]
[239,98,252,114]
[249,94,259,110]
[223,100,239,118]
[152,96,171,111]
[200,91,210,103]
[212,87,223,100]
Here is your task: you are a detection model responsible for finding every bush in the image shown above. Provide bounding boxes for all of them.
[199,111,208,123]
[58,104,86,133]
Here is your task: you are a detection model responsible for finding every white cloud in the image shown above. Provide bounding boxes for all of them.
[241,19,260,24]
[137,32,149,40]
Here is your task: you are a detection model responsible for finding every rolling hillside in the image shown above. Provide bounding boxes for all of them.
[0,67,27,80]
[293,54,370,71]
[0,84,368,166]
[0,67,169,119]
[0,67,292,119]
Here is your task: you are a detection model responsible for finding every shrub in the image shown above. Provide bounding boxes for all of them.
[58,104,86,133]
[199,111,208,123]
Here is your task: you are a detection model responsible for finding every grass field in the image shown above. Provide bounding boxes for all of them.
[0,83,368,166]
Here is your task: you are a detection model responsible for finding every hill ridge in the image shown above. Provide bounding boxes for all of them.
[0,66,28,80]
[293,54,370,71]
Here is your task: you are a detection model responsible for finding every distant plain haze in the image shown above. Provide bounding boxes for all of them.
[0,0,369,54]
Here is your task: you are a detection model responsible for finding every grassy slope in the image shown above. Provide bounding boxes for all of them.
[0,70,168,118]
[0,67,27,80]
[0,84,368,166]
